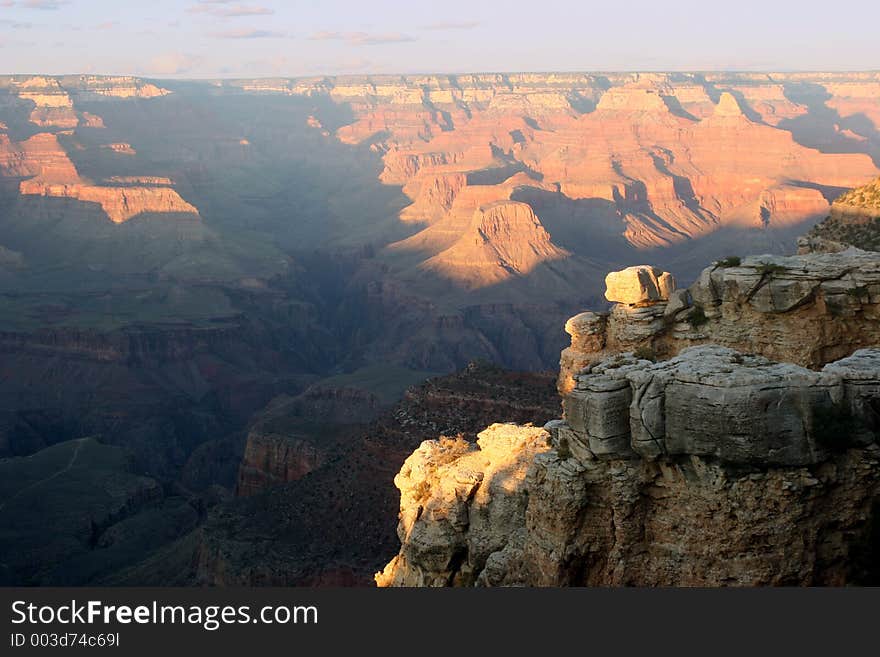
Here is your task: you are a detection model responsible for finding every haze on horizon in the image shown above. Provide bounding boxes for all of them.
[0,0,878,79]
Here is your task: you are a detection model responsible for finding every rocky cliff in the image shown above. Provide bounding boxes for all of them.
[235,385,384,497]
[802,177,880,252]
[558,248,880,393]
[149,363,561,587]
[280,72,880,284]
[378,250,880,587]
[12,133,198,223]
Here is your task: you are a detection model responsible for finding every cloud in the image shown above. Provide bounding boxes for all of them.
[210,28,286,39]
[145,52,202,75]
[188,3,274,17]
[309,31,416,46]
[217,5,272,16]
[0,18,32,27]
[420,21,481,31]
[19,0,69,9]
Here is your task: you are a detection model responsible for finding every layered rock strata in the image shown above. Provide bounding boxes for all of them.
[378,346,880,586]
[379,249,880,587]
[559,249,880,393]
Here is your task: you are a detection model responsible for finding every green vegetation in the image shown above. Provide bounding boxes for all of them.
[633,345,657,362]
[717,256,741,267]
[756,261,788,277]
[0,438,197,585]
[845,285,870,299]
[555,435,572,460]
[808,179,880,251]
[835,178,880,212]
[688,303,709,327]
[0,285,239,332]
[809,215,880,251]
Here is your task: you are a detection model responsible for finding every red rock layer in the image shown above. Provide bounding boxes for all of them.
[7,132,198,223]
[421,200,568,288]
[296,73,880,267]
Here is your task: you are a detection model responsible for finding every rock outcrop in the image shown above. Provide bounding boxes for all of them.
[561,346,879,465]
[375,425,552,587]
[236,431,324,498]
[182,364,561,587]
[802,177,880,253]
[559,248,880,393]
[421,200,570,288]
[379,345,880,587]
[379,248,880,587]
[10,132,199,223]
[604,265,675,305]
[297,72,879,272]
[235,386,385,497]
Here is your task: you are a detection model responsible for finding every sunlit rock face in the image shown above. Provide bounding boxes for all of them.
[0,76,194,224]
[604,265,675,305]
[375,424,552,587]
[420,200,569,289]
[288,71,880,279]
[802,177,880,253]
[3,75,170,130]
[9,132,198,223]
[559,248,880,394]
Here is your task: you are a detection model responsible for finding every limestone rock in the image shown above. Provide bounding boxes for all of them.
[664,288,692,317]
[381,346,880,586]
[562,345,880,466]
[559,248,880,390]
[605,265,676,305]
[375,424,550,587]
[564,311,607,351]
[823,349,880,446]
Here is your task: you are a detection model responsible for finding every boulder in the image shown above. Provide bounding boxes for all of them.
[605,265,675,305]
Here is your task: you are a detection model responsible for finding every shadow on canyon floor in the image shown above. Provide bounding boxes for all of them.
[781,82,880,167]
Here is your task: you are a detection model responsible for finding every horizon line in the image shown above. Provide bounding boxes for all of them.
[1,68,880,82]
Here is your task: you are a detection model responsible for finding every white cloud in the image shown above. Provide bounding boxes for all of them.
[420,21,481,31]
[210,28,286,39]
[309,31,416,46]
[145,52,202,75]
[0,18,32,27]
[19,0,70,9]
[188,3,273,17]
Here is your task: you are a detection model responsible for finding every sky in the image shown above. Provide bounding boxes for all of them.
[0,0,878,78]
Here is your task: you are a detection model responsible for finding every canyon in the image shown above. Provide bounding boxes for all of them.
[1,72,880,585]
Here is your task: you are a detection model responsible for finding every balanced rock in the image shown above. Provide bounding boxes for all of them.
[605,265,675,305]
